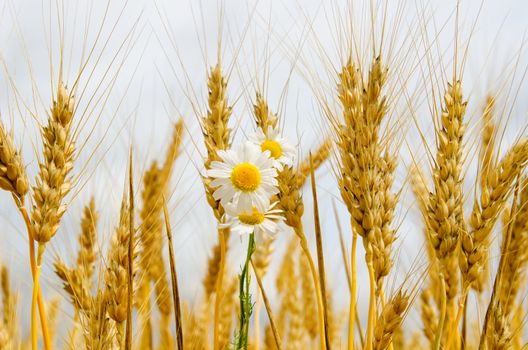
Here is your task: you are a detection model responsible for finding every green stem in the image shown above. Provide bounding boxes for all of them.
[237,233,256,350]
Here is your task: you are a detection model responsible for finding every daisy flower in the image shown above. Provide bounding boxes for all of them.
[249,126,295,170]
[223,202,283,242]
[208,142,278,212]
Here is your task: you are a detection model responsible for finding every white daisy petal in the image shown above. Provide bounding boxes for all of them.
[238,192,253,212]
[207,142,279,216]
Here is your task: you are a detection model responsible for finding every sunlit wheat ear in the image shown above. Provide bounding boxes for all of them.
[136,120,183,349]
[0,122,29,202]
[252,233,275,278]
[250,94,279,344]
[276,166,304,230]
[156,272,174,349]
[32,82,75,244]
[285,285,303,350]
[46,297,60,348]
[336,56,397,350]
[249,91,279,297]
[75,198,97,289]
[161,119,185,184]
[419,288,437,344]
[391,324,405,350]
[409,165,434,263]
[497,177,528,317]
[277,247,302,349]
[410,164,442,321]
[84,291,112,350]
[475,96,497,291]
[299,251,317,340]
[326,291,347,348]
[202,230,229,298]
[186,302,208,348]
[511,305,523,349]
[427,80,467,301]
[0,266,18,348]
[253,91,278,131]
[105,197,131,349]
[483,303,511,349]
[203,63,232,220]
[54,259,91,312]
[336,57,397,289]
[461,139,528,291]
[271,237,298,346]
[200,62,233,350]
[373,291,410,350]
[296,137,332,188]
[217,275,238,349]
[137,162,169,348]
[479,96,496,191]
[54,198,98,321]
[263,324,279,350]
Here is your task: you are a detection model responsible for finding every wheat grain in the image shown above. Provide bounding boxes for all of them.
[483,304,511,350]
[85,292,112,350]
[253,92,278,132]
[419,287,437,344]
[76,198,98,288]
[0,122,29,201]
[373,291,409,350]
[55,260,91,312]
[105,198,131,348]
[299,251,317,339]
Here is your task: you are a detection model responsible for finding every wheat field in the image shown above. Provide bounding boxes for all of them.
[0,0,527,349]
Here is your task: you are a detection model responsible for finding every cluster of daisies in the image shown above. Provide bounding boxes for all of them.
[208,126,295,241]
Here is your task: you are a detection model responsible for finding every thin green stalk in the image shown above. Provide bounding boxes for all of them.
[237,233,256,349]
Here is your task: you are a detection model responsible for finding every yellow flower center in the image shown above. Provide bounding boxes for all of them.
[230,163,261,192]
[261,140,282,159]
[238,207,265,225]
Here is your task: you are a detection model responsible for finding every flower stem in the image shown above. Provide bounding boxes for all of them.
[237,233,256,349]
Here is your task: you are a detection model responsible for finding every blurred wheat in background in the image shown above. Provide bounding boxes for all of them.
[0,0,527,349]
